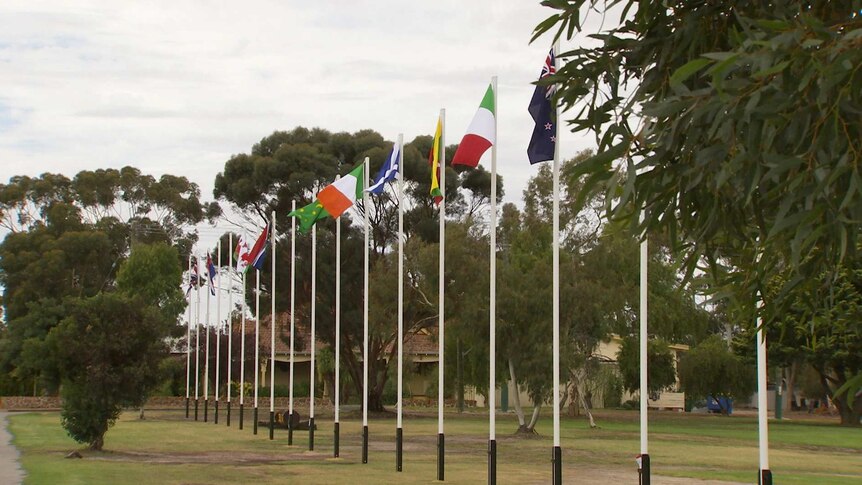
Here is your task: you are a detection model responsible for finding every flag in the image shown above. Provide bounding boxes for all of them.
[234,234,251,273]
[367,144,400,195]
[429,116,443,205]
[452,84,495,168]
[288,164,365,233]
[247,224,270,271]
[527,47,557,165]
[206,253,217,295]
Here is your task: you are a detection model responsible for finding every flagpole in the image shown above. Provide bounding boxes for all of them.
[216,242,222,424]
[205,254,212,423]
[757,295,772,485]
[362,156,371,464]
[289,201,297,445]
[396,134,405,472]
[240,257,247,430]
[309,223,317,451]
[551,37,563,485]
[437,107,446,482]
[195,254,201,421]
[334,202,342,458]
[270,211,277,440]
[488,75,498,485]
[639,232,649,483]
[227,233,233,427]
[254,267,260,435]
[186,255,192,419]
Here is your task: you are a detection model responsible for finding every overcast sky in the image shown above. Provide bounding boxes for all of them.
[1,0,599,246]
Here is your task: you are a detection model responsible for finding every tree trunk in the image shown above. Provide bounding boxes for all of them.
[579,390,597,428]
[786,361,798,412]
[526,404,541,432]
[817,365,861,426]
[836,392,862,427]
[89,433,105,451]
[509,360,527,431]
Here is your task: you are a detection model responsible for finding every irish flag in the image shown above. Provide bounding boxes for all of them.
[289,164,365,233]
[452,83,495,168]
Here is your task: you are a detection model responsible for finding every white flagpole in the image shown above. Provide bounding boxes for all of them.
[289,201,296,445]
[186,256,192,419]
[551,37,563,485]
[488,75,498,485]
[334,202,342,458]
[362,156,370,464]
[227,233,233,426]
[254,266,260,434]
[757,295,772,484]
[205,254,212,422]
[396,134,405,472]
[195,254,201,421]
[240,255,247,429]
[270,211,276,440]
[216,241,222,424]
[310,223,317,450]
[437,107,446,482]
[640,232,650,481]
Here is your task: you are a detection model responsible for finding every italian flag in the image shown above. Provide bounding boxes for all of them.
[452,83,495,168]
[288,164,365,233]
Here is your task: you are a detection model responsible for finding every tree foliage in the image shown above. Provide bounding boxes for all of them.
[678,335,755,414]
[49,243,182,450]
[616,336,677,396]
[536,1,862,321]
[214,127,501,412]
[0,168,204,394]
[761,262,862,426]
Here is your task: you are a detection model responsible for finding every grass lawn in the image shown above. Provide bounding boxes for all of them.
[7,407,862,484]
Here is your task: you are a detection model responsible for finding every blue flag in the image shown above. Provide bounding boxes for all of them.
[206,253,217,296]
[367,143,400,195]
[527,47,557,165]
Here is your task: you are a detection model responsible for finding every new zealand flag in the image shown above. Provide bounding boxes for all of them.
[527,47,557,165]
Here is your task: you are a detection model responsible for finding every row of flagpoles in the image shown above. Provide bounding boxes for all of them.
[180,40,772,485]
[174,42,580,484]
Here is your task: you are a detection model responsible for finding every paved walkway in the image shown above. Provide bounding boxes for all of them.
[0,411,24,485]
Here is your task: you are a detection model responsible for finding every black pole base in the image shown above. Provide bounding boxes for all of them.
[214,401,219,424]
[640,453,650,485]
[185,397,190,419]
[759,469,773,485]
[194,399,199,421]
[253,407,259,435]
[552,446,562,485]
[309,417,315,451]
[488,439,496,485]
[396,427,403,471]
[239,404,244,430]
[203,399,208,422]
[437,433,445,481]
[269,411,275,440]
[362,425,368,464]
[288,412,294,445]
[226,402,231,427]
[334,422,340,458]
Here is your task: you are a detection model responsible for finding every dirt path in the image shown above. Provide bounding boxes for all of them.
[0,411,25,485]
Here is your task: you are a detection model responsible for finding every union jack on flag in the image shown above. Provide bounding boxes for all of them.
[540,48,557,99]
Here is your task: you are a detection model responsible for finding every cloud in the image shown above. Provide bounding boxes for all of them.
[0,0,600,252]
